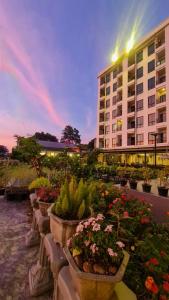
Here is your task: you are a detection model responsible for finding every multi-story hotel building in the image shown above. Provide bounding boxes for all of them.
[96,18,169,165]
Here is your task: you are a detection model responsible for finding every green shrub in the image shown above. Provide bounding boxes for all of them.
[29,177,51,190]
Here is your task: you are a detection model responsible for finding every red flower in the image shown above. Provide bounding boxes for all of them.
[160,250,167,257]
[163,274,169,281]
[108,203,113,209]
[121,194,127,201]
[149,257,159,266]
[145,276,159,294]
[123,211,129,218]
[140,216,150,224]
[163,281,169,293]
[151,282,159,294]
[159,295,167,300]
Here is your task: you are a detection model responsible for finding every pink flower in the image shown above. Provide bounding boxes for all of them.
[87,217,95,224]
[90,243,98,254]
[84,240,90,246]
[92,223,101,232]
[107,248,118,257]
[84,221,90,228]
[116,241,125,248]
[104,225,113,233]
[76,224,84,233]
[123,211,129,218]
[113,198,120,204]
[96,213,104,221]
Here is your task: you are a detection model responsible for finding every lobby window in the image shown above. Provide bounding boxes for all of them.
[112,123,116,133]
[136,116,144,128]
[105,125,110,135]
[148,95,155,108]
[136,50,143,63]
[136,134,144,145]
[136,99,143,111]
[148,60,155,73]
[136,66,143,79]
[112,109,116,119]
[105,73,110,83]
[148,77,155,90]
[106,99,110,108]
[148,132,155,144]
[113,82,117,92]
[105,112,110,121]
[136,83,143,95]
[148,43,155,56]
[148,113,156,126]
[112,95,117,105]
[106,86,110,95]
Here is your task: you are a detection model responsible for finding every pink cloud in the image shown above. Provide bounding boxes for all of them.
[0,2,66,129]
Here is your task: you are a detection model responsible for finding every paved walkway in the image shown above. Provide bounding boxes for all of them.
[0,196,51,300]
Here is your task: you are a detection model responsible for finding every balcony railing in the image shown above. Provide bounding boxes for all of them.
[128,91,135,97]
[156,76,166,85]
[156,58,165,67]
[156,94,166,104]
[117,96,122,102]
[156,113,166,123]
[128,76,135,82]
[156,40,165,49]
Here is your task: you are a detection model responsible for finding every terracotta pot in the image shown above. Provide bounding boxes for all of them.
[64,247,130,300]
[49,207,81,247]
[38,200,53,216]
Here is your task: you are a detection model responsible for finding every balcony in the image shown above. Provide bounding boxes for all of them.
[157,113,166,123]
[127,134,135,146]
[116,141,122,147]
[99,113,104,122]
[100,88,105,97]
[117,91,122,102]
[156,31,165,49]
[117,111,122,117]
[157,132,167,143]
[99,138,104,148]
[156,57,165,67]
[127,122,135,129]
[156,94,166,104]
[156,76,166,85]
[128,100,135,113]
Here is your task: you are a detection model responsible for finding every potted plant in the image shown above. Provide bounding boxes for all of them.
[49,177,91,247]
[28,177,52,207]
[64,215,130,300]
[129,172,138,190]
[157,169,169,197]
[142,168,152,193]
[36,187,59,216]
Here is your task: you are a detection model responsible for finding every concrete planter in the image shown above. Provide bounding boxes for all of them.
[38,200,53,217]
[64,247,130,300]
[49,207,81,247]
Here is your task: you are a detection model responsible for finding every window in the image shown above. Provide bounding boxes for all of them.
[105,125,110,135]
[136,67,143,79]
[136,134,144,145]
[99,100,105,110]
[105,112,110,121]
[100,88,105,97]
[113,68,117,79]
[112,124,116,133]
[136,116,144,128]
[148,132,155,144]
[105,139,110,148]
[112,96,117,105]
[136,50,143,63]
[128,55,135,67]
[136,99,143,111]
[112,109,116,119]
[148,60,155,73]
[148,95,155,108]
[113,82,117,92]
[148,77,155,90]
[112,138,116,148]
[106,86,110,95]
[105,73,110,83]
[100,76,105,85]
[106,99,110,108]
[116,120,122,131]
[148,43,155,56]
[148,113,155,126]
[136,83,143,95]
[99,112,104,122]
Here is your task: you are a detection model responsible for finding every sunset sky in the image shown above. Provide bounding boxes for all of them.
[0,0,169,150]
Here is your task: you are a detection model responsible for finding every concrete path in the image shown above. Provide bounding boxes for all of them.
[0,196,52,300]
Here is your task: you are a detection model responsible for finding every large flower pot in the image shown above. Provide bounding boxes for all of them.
[129,180,137,190]
[49,209,81,247]
[64,247,130,300]
[38,200,53,216]
[158,186,168,197]
[0,187,5,196]
[142,183,151,193]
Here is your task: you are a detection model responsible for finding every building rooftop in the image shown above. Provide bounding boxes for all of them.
[98,17,169,78]
[37,140,78,151]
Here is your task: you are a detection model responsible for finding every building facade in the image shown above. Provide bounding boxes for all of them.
[96,18,169,165]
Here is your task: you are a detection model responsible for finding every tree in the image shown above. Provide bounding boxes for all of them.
[33,131,58,142]
[11,136,42,162]
[87,138,96,151]
[60,125,81,145]
[0,145,9,158]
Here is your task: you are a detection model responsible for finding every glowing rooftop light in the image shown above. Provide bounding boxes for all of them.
[111,52,118,63]
[126,36,135,54]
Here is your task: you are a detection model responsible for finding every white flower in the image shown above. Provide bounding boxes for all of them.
[96,213,104,221]
[107,248,118,257]
[92,223,101,232]
[104,225,113,233]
